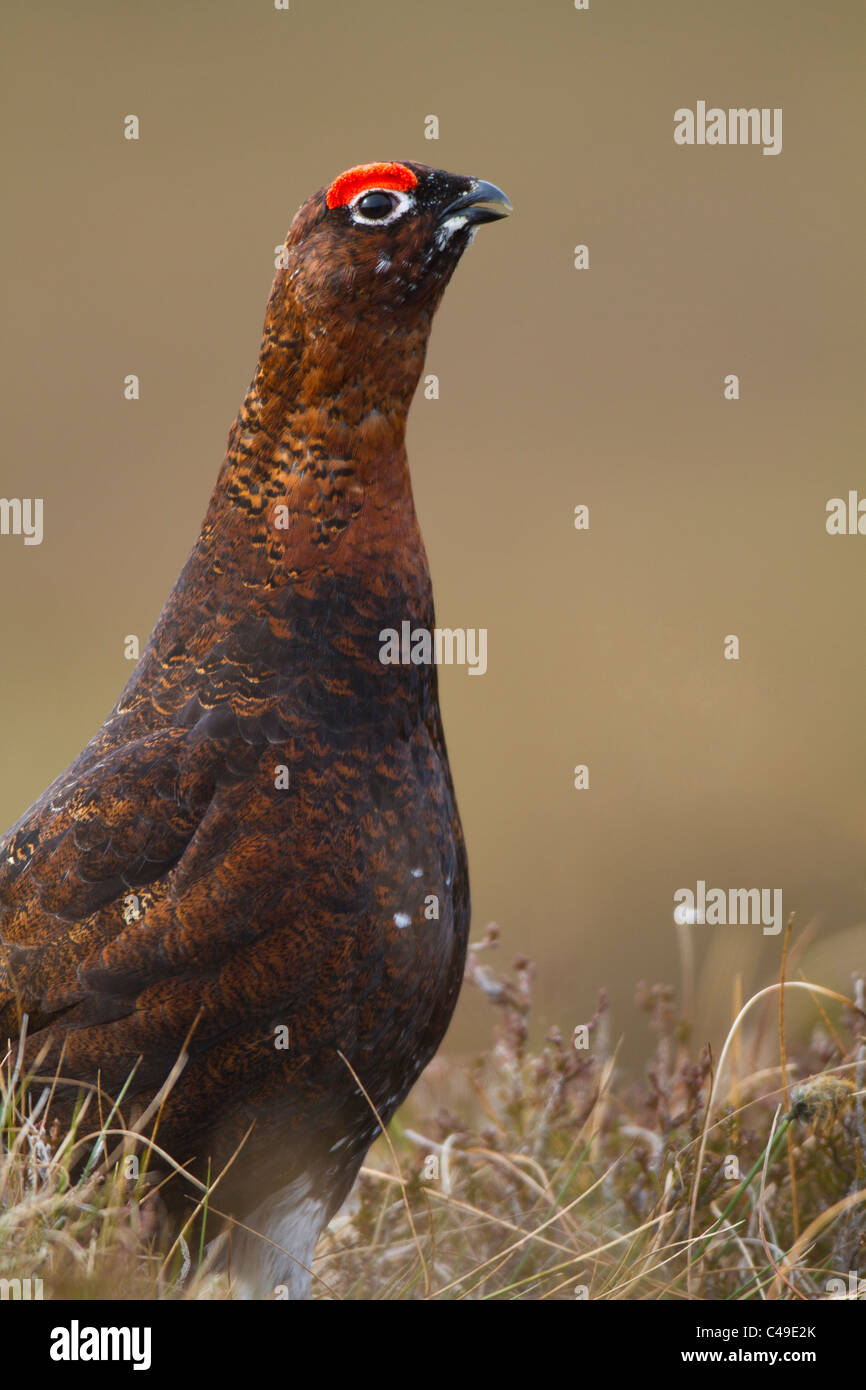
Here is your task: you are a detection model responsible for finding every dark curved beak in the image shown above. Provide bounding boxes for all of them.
[438,179,512,226]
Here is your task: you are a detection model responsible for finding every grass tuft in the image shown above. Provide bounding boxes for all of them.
[2,926,864,1300]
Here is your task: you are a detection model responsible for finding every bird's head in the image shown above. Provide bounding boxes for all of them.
[250,162,510,435]
[281,160,511,320]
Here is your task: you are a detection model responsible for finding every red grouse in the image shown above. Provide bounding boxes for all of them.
[0,161,509,1297]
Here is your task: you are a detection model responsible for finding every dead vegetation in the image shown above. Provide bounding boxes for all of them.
[2,921,865,1300]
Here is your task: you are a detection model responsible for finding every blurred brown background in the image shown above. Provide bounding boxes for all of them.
[2,0,864,1061]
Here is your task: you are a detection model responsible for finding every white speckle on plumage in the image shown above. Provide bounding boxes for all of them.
[410,867,422,878]
[393,912,412,929]
[434,213,469,249]
[375,252,391,274]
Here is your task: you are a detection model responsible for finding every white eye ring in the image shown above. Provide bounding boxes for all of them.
[347,188,415,227]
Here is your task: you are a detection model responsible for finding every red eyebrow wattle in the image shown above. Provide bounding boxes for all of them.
[326,162,418,210]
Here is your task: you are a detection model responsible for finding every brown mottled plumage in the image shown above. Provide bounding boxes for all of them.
[0,161,509,1296]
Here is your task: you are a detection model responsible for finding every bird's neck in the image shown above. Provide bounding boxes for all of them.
[118,276,447,728]
[196,282,437,615]
[241,269,434,447]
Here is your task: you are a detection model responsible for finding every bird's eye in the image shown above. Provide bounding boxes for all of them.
[345,187,414,228]
[356,191,397,220]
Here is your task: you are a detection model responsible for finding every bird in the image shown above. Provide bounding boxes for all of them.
[0,160,510,1297]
